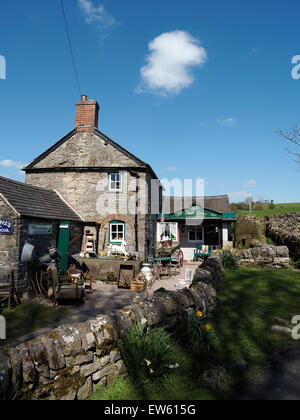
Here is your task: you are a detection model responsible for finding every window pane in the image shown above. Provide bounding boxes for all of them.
[196,228,203,241]
[111,223,125,241]
[189,228,195,241]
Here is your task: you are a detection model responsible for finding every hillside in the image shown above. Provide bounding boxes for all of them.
[235,203,300,218]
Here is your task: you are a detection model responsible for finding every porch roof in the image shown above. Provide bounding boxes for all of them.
[160,195,236,222]
[158,209,236,221]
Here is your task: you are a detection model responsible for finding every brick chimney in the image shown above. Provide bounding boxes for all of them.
[75,95,99,132]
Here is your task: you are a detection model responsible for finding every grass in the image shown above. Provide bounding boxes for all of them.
[1,304,68,344]
[237,202,300,217]
[89,267,300,400]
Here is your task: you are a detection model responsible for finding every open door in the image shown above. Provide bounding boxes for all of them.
[57,221,70,275]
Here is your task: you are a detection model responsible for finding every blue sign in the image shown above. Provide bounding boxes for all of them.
[0,220,13,235]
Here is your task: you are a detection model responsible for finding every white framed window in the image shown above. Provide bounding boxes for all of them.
[109,173,123,192]
[109,222,125,243]
[188,226,203,243]
[157,222,178,242]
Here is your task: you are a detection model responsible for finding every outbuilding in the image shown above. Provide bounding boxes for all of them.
[0,176,83,293]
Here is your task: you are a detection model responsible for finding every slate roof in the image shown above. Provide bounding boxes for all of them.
[0,176,82,222]
[23,128,160,180]
[162,195,231,215]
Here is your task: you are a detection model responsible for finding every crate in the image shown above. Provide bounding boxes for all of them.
[130,280,146,293]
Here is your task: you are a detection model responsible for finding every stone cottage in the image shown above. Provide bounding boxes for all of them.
[23,96,162,259]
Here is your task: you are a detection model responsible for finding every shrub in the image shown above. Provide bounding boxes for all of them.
[266,237,276,246]
[221,250,239,270]
[118,323,177,383]
[293,260,300,270]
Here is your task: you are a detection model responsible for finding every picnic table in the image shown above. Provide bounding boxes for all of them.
[150,256,180,280]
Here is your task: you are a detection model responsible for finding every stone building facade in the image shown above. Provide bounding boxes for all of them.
[24,96,161,259]
[0,177,83,292]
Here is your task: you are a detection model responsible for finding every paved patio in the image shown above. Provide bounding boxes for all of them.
[5,263,200,347]
[63,261,200,324]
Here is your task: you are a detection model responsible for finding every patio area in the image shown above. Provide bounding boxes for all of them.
[3,262,200,348]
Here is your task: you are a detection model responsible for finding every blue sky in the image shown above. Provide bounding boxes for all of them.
[0,0,300,203]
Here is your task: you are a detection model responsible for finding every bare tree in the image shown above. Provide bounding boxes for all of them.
[277,126,300,164]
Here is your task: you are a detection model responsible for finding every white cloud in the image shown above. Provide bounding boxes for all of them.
[166,166,179,172]
[137,30,207,97]
[244,180,258,188]
[217,117,237,127]
[228,190,254,201]
[0,160,24,169]
[78,0,115,27]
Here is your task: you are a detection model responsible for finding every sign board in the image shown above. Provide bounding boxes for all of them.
[0,220,13,235]
[29,224,53,235]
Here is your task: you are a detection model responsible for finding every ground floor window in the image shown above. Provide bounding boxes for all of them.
[110,221,125,243]
[188,226,203,242]
[157,222,178,242]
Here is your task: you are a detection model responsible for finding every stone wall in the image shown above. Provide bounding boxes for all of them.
[0,197,20,283]
[0,254,223,400]
[231,244,290,268]
[26,171,156,260]
[266,214,300,261]
[235,215,263,248]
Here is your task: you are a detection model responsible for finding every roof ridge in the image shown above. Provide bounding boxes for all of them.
[0,176,58,194]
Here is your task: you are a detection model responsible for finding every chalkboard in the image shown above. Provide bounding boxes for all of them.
[0,220,13,235]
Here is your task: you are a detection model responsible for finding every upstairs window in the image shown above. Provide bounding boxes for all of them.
[109,173,123,192]
[110,221,125,243]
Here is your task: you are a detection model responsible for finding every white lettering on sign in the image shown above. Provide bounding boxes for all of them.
[0,220,13,235]
[29,224,53,235]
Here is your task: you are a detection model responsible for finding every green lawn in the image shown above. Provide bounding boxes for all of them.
[237,202,300,217]
[1,304,68,344]
[89,267,300,400]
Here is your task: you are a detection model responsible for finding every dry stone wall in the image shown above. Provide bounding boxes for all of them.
[266,214,300,261]
[0,254,223,400]
[232,244,290,268]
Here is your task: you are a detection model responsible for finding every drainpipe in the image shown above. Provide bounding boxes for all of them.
[130,171,140,254]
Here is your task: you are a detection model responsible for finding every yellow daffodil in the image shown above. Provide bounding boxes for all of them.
[196,311,203,318]
[205,324,212,332]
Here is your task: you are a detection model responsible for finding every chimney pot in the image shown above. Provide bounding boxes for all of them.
[81,95,87,102]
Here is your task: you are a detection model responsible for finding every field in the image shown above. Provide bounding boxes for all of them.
[89,267,300,401]
[236,203,300,218]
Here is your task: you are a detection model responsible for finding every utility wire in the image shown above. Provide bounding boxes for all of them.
[60,0,82,97]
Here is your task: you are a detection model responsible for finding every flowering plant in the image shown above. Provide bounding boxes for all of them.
[184,309,219,353]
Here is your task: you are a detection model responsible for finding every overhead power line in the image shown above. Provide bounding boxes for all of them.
[60,0,82,97]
